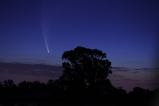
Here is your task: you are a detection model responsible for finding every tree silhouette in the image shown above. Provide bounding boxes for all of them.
[3,80,16,88]
[59,46,112,90]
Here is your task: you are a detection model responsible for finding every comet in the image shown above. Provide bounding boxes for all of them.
[41,20,50,54]
[42,4,50,54]
[43,33,50,54]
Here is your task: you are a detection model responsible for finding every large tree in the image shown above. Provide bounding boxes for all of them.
[60,46,112,89]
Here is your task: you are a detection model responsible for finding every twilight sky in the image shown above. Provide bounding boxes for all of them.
[0,0,159,68]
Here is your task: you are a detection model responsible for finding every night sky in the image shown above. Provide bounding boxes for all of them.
[0,0,159,68]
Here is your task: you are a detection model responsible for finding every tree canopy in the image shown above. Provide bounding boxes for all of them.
[60,46,112,88]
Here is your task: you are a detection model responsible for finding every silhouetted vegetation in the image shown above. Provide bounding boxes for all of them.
[0,46,158,106]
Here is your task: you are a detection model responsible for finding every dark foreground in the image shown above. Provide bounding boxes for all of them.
[0,80,158,106]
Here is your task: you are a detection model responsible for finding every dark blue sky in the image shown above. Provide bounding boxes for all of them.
[0,0,158,68]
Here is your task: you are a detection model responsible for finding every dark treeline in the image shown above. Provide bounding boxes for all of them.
[0,79,158,106]
[0,46,158,106]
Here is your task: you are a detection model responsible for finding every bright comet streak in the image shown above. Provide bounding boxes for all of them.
[42,5,50,54]
[43,34,50,54]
